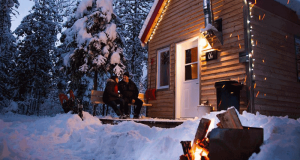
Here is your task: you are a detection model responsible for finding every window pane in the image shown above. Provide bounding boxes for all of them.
[160,51,170,86]
[185,63,198,80]
[185,47,198,64]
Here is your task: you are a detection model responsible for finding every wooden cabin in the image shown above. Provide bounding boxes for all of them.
[139,0,300,119]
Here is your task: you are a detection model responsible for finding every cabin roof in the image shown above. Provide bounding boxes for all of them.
[139,0,169,45]
[139,0,300,45]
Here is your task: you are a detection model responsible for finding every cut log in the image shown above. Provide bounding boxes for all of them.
[191,118,211,155]
[216,122,223,128]
[180,141,192,160]
[216,108,243,129]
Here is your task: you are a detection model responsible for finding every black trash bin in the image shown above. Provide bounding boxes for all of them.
[215,81,243,111]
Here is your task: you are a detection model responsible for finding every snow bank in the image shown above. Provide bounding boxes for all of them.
[1,109,300,160]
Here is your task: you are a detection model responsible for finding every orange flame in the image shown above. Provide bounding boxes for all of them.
[256,91,260,97]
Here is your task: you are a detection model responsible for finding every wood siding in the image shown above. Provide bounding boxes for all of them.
[147,0,247,119]
[251,4,300,118]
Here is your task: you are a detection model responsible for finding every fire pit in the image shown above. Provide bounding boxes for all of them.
[180,108,263,160]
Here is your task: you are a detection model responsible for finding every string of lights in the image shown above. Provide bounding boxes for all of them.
[148,0,171,43]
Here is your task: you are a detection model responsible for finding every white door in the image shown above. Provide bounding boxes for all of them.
[176,37,200,118]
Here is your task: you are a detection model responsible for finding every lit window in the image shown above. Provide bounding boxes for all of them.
[157,47,170,89]
[295,37,300,82]
[185,47,198,81]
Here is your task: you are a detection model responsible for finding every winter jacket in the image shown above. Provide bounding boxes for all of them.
[118,79,139,100]
[103,79,120,104]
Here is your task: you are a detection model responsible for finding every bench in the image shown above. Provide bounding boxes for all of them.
[91,90,152,115]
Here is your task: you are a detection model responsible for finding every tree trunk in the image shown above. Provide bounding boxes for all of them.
[93,69,98,116]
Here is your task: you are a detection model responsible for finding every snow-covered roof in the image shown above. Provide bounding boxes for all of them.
[139,0,168,45]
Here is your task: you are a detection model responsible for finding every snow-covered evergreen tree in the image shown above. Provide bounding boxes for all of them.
[0,0,19,108]
[114,0,152,92]
[60,0,125,105]
[13,0,62,115]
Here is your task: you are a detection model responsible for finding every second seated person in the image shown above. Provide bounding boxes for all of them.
[118,72,143,119]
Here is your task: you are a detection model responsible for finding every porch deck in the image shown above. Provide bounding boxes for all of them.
[99,118,190,128]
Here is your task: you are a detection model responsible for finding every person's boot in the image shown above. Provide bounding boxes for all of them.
[133,114,139,119]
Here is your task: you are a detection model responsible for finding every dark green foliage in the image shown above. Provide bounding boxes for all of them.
[13,0,62,115]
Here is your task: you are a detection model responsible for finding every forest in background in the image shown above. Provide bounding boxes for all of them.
[0,0,153,116]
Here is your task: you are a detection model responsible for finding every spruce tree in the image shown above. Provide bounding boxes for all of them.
[0,0,19,108]
[114,0,153,92]
[60,0,125,114]
[14,0,62,115]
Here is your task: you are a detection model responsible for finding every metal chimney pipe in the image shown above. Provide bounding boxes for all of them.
[203,0,214,27]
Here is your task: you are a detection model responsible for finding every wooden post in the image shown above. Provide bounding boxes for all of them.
[216,108,243,129]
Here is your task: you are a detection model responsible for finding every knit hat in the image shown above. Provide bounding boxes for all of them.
[123,72,130,77]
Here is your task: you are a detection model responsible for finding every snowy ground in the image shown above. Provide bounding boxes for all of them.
[1,108,300,160]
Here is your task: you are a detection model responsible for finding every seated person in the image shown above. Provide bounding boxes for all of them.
[103,76,125,118]
[118,72,143,119]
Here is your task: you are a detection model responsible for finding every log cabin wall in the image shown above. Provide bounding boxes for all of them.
[147,0,247,119]
[249,0,300,118]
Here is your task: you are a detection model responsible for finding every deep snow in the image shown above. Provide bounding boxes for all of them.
[1,108,300,160]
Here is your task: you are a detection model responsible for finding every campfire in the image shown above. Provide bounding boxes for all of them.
[180,108,263,160]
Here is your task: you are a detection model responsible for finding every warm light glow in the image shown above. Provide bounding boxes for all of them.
[262,14,265,20]
[254,83,256,88]
[230,33,232,37]
[262,59,265,63]
[256,91,260,97]
[194,147,202,160]
[287,0,290,4]
[218,100,222,107]
[259,15,261,20]
[264,77,267,80]
[194,147,209,160]
[199,38,208,48]
[239,43,241,49]
[238,35,240,40]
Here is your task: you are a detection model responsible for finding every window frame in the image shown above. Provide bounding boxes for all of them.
[184,47,199,81]
[156,47,170,90]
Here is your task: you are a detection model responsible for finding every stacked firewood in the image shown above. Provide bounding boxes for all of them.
[180,108,243,160]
